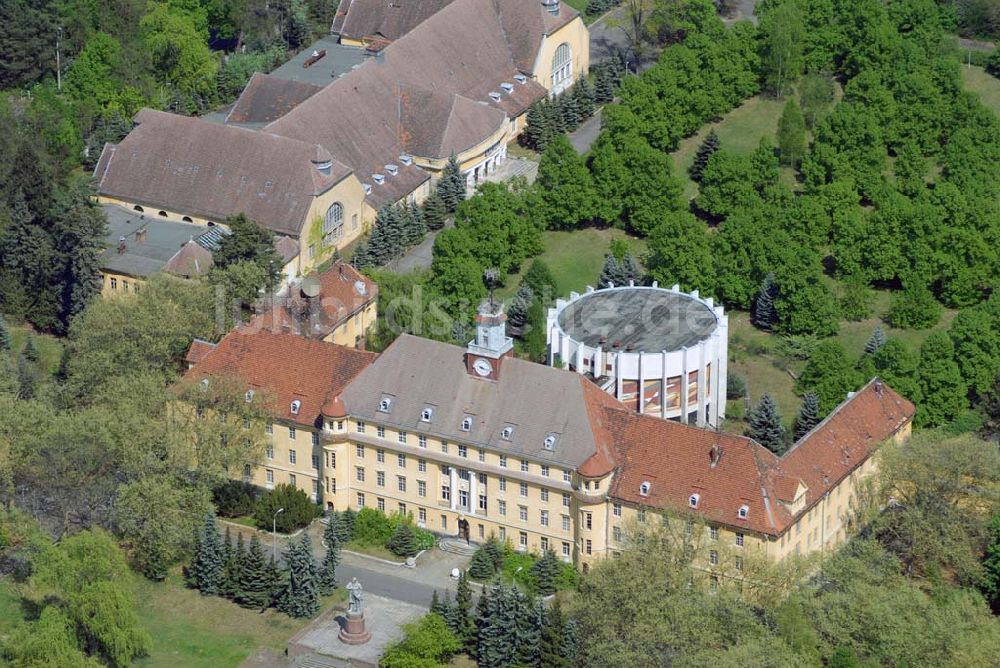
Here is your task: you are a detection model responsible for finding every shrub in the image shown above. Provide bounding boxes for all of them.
[387,523,419,558]
[253,484,321,534]
[887,280,942,329]
[351,508,435,553]
[212,480,257,518]
[381,613,461,668]
[726,374,747,400]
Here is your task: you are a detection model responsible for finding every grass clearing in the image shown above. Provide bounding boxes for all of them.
[6,323,64,375]
[500,227,648,300]
[343,540,403,562]
[962,65,1000,117]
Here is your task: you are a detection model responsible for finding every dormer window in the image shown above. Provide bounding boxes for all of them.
[501,426,514,440]
[639,481,650,497]
[385,164,399,176]
[488,91,501,102]
[543,434,557,450]
[461,416,473,431]
[290,400,301,415]
[500,82,514,93]
[514,73,528,84]
[378,396,393,413]
[738,505,749,519]
[399,154,413,166]
[689,493,700,508]
[372,174,385,185]
[245,390,254,403]
[363,184,372,195]
[421,407,433,422]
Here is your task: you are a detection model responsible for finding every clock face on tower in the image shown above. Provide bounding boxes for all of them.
[472,358,493,377]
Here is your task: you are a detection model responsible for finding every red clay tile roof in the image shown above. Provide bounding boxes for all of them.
[606,378,915,536]
[185,339,217,367]
[247,261,377,339]
[334,0,456,43]
[183,328,377,427]
[577,377,629,477]
[163,240,214,278]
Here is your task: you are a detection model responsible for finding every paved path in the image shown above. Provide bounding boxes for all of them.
[391,222,448,274]
[570,108,602,154]
[589,5,631,64]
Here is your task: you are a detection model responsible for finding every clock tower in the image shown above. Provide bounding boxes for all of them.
[466,298,514,380]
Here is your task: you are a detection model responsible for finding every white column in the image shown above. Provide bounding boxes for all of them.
[469,470,477,517]
[661,350,668,419]
[696,344,707,427]
[708,342,720,427]
[450,467,458,512]
[637,351,644,415]
[680,347,690,423]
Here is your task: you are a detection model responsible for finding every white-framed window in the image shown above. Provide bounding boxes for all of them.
[540,536,549,551]
[441,515,447,529]
[398,431,407,444]
[356,444,364,458]
[311,454,319,469]
[499,500,507,516]
[377,448,385,463]
[265,422,273,435]
[442,485,451,501]
[640,481,651,496]
[561,514,570,531]
[288,427,296,440]
[357,492,365,508]
[329,477,336,493]
[563,469,571,483]
[323,202,344,243]
[738,505,749,519]
[613,525,622,542]
[584,512,592,530]
[419,507,426,522]
[441,441,449,454]
[499,477,507,492]
[519,531,528,550]
[398,476,406,493]
[499,455,507,468]
[710,526,719,541]
[638,509,646,523]
[312,432,319,447]
[520,482,528,497]
[377,497,385,512]
[478,449,485,463]
[397,453,406,467]
[519,505,528,522]
[551,43,572,92]
[289,473,297,486]
[540,510,549,527]
[399,502,406,515]
[356,466,365,482]
[289,449,297,465]
[328,452,336,467]
[562,492,570,508]
[613,503,622,517]
[710,550,718,566]
[312,480,319,498]
[266,469,274,486]
[499,527,506,541]
[735,556,744,571]
[418,459,426,472]
[418,480,426,497]
[541,465,549,477]
[377,425,386,438]
[377,471,385,487]
[479,494,487,511]
[458,445,468,458]
[520,459,529,473]
[585,539,592,555]
[421,407,433,422]
[356,420,366,433]
[418,435,427,448]
[562,541,570,558]
[736,532,745,548]
[266,446,274,460]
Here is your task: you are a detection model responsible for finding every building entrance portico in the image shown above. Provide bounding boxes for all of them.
[465,141,508,189]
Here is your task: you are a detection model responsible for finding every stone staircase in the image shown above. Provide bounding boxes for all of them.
[439,538,478,557]
[291,652,347,668]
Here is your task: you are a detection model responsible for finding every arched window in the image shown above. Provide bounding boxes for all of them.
[551,43,572,93]
[323,202,344,243]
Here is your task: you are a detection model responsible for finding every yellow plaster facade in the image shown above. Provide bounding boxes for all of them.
[321,299,378,348]
[100,271,144,298]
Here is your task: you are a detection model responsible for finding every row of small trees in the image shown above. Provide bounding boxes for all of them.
[187,512,341,618]
[327,506,436,558]
[467,537,572,596]
[427,573,579,668]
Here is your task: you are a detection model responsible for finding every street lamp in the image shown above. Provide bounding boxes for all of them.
[512,565,523,587]
[272,508,285,561]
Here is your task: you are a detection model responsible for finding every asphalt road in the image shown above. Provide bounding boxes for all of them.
[334,562,438,608]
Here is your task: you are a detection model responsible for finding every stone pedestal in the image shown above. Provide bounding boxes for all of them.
[338,611,372,645]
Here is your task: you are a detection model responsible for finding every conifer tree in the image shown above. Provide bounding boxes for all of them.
[507,283,534,330]
[430,589,441,614]
[514,589,543,667]
[454,572,475,648]
[748,393,786,454]
[573,75,595,119]
[402,201,427,246]
[237,534,273,610]
[440,590,456,632]
[560,90,581,130]
[524,101,553,152]
[540,599,570,668]
[266,555,284,608]
[865,326,887,355]
[690,129,721,183]
[561,616,579,666]
[422,190,448,230]
[468,545,496,579]
[340,509,357,541]
[189,513,225,595]
[752,272,778,330]
[793,392,821,441]
[279,534,320,618]
[546,97,567,135]
[387,523,419,558]
[225,532,247,599]
[439,154,466,213]
[0,314,10,352]
[16,354,36,401]
[473,585,492,661]
[594,64,616,103]
[484,535,505,573]
[23,335,39,362]
[319,517,340,595]
[530,549,562,596]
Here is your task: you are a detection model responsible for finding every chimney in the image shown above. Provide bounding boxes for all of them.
[118,236,127,254]
[541,0,559,16]
[709,442,722,468]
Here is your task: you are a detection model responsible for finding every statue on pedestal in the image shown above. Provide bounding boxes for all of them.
[347,578,363,615]
[339,577,372,645]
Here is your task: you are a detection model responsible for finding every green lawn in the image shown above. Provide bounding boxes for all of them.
[6,323,64,375]
[344,539,403,562]
[722,289,957,435]
[962,65,1000,117]
[500,227,648,301]
[1,573,345,668]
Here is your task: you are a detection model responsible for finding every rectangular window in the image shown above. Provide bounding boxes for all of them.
[540,510,549,527]
[398,453,406,468]
[541,536,549,551]
[561,514,570,531]
[418,458,426,472]
[613,525,622,542]
[328,452,336,468]
[541,488,549,502]
[478,449,485,463]
[479,495,487,511]
[356,444,364,458]
[441,515,447,529]
[541,465,549,477]
[519,482,528,497]
[356,467,365,482]
[638,510,646,523]
[265,423,273,435]
[418,480,426,497]
[419,508,426,523]
[520,459,529,473]
[377,497,385,512]
[499,527,506,541]
[289,427,296,440]
[356,420,366,433]
[266,446,274,460]
[519,505,528,522]
[312,480,319,498]
[499,477,507,492]
[736,532,745,548]
[562,542,570,558]
[585,539,592,555]
[563,470,571,483]
[311,454,319,469]
[442,486,451,501]
[441,441,449,454]
[329,478,336,493]
[243,418,251,430]
[110,277,117,290]
[357,492,365,508]
[418,435,427,448]
[499,500,507,516]
[337,420,344,431]
[398,431,407,445]
[312,432,320,447]
[710,526,718,541]
[584,512,592,530]
[499,455,507,468]
[613,503,622,517]
[399,502,406,515]
[735,556,743,571]
[397,476,406,493]
[376,448,385,463]
[289,473,296,486]
[709,550,718,566]
[458,445,468,458]
[562,492,570,508]
[519,532,528,549]
[377,471,385,487]
[289,450,297,465]
[377,425,385,438]
[266,469,274,485]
